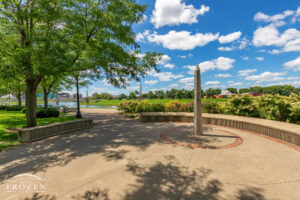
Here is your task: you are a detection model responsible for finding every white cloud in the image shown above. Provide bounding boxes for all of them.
[287,77,300,80]
[144,80,158,85]
[254,10,294,26]
[267,81,300,87]
[164,63,175,69]
[228,82,243,87]
[147,30,219,50]
[149,70,183,81]
[168,84,179,88]
[218,31,242,43]
[253,25,300,53]
[218,37,248,51]
[292,7,300,23]
[184,57,235,74]
[245,72,287,83]
[218,47,234,51]
[127,86,140,91]
[210,57,235,71]
[136,30,150,42]
[179,77,194,83]
[283,56,300,71]
[256,57,264,61]
[214,73,232,78]
[177,53,193,59]
[238,69,257,76]
[157,54,171,65]
[151,0,209,28]
[205,81,221,85]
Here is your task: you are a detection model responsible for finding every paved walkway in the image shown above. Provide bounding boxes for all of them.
[0,109,299,200]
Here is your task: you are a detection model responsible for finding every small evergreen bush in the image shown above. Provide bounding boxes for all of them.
[36,108,60,118]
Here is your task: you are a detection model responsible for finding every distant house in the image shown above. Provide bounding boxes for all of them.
[217,90,234,98]
[59,92,70,99]
[72,93,82,99]
[242,92,262,97]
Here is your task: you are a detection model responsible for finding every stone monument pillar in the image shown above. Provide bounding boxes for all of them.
[194,65,203,135]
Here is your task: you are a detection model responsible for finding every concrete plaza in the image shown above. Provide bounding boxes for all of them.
[0,109,299,200]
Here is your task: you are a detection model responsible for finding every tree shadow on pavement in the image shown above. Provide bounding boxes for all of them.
[0,113,172,182]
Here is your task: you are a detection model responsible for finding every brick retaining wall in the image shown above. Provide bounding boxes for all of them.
[18,119,93,143]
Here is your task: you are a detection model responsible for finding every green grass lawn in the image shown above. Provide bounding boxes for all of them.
[82,98,228,106]
[0,110,77,151]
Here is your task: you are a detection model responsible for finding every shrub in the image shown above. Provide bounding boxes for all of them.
[203,102,222,114]
[135,101,165,113]
[135,101,152,113]
[227,95,259,117]
[180,102,194,112]
[21,107,27,113]
[0,105,7,110]
[289,103,300,124]
[5,105,24,111]
[36,108,60,118]
[165,101,181,112]
[258,94,291,121]
[151,103,165,112]
[118,101,138,113]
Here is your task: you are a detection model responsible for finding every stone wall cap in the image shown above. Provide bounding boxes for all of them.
[141,112,300,136]
[20,118,92,131]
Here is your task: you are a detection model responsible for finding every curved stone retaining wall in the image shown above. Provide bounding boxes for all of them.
[141,112,300,146]
[18,119,93,143]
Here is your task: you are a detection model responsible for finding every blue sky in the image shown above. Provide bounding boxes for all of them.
[76,0,300,96]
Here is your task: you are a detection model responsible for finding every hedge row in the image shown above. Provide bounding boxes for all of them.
[1,106,60,118]
[118,101,222,114]
[118,93,300,124]
[0,105,25,111]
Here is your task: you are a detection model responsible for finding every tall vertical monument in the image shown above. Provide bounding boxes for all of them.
[194,65,203,135]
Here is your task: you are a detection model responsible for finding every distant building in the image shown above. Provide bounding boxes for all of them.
[59,92,70,99]
[242,92,262,97]
[216,90,234,98]
[72,93,82,99]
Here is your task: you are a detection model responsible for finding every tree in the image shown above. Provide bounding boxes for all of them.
[226,88,238,94]
[0,75,26,106]
[239,88,250,94]
[128,92,136,100]
[147,91,155,99]
[205,88,221,98]
[119,93,127,100]
[40,75,68,108]
[175,90,184,99]
[166,89,176,99]
[184,90,193,98]
[155,90,165,99]
[0,1,69,126]
[99,93,113,100]
[0,0,160,127]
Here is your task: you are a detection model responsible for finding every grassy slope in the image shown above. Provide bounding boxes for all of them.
[82,98,228,106]
[0,110,77,151]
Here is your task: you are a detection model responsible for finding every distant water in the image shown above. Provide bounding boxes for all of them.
[37,102,117,109]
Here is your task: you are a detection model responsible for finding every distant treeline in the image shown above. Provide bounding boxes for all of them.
[92,85,300,100]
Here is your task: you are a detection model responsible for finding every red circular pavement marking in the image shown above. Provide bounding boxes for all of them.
[160,127,243,150]
[223,126,300,152]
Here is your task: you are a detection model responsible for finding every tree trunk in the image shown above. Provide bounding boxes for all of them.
[26,77,42,127]
[16,92,22,107]
[76,76,82,118]
[43,87,49,109]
